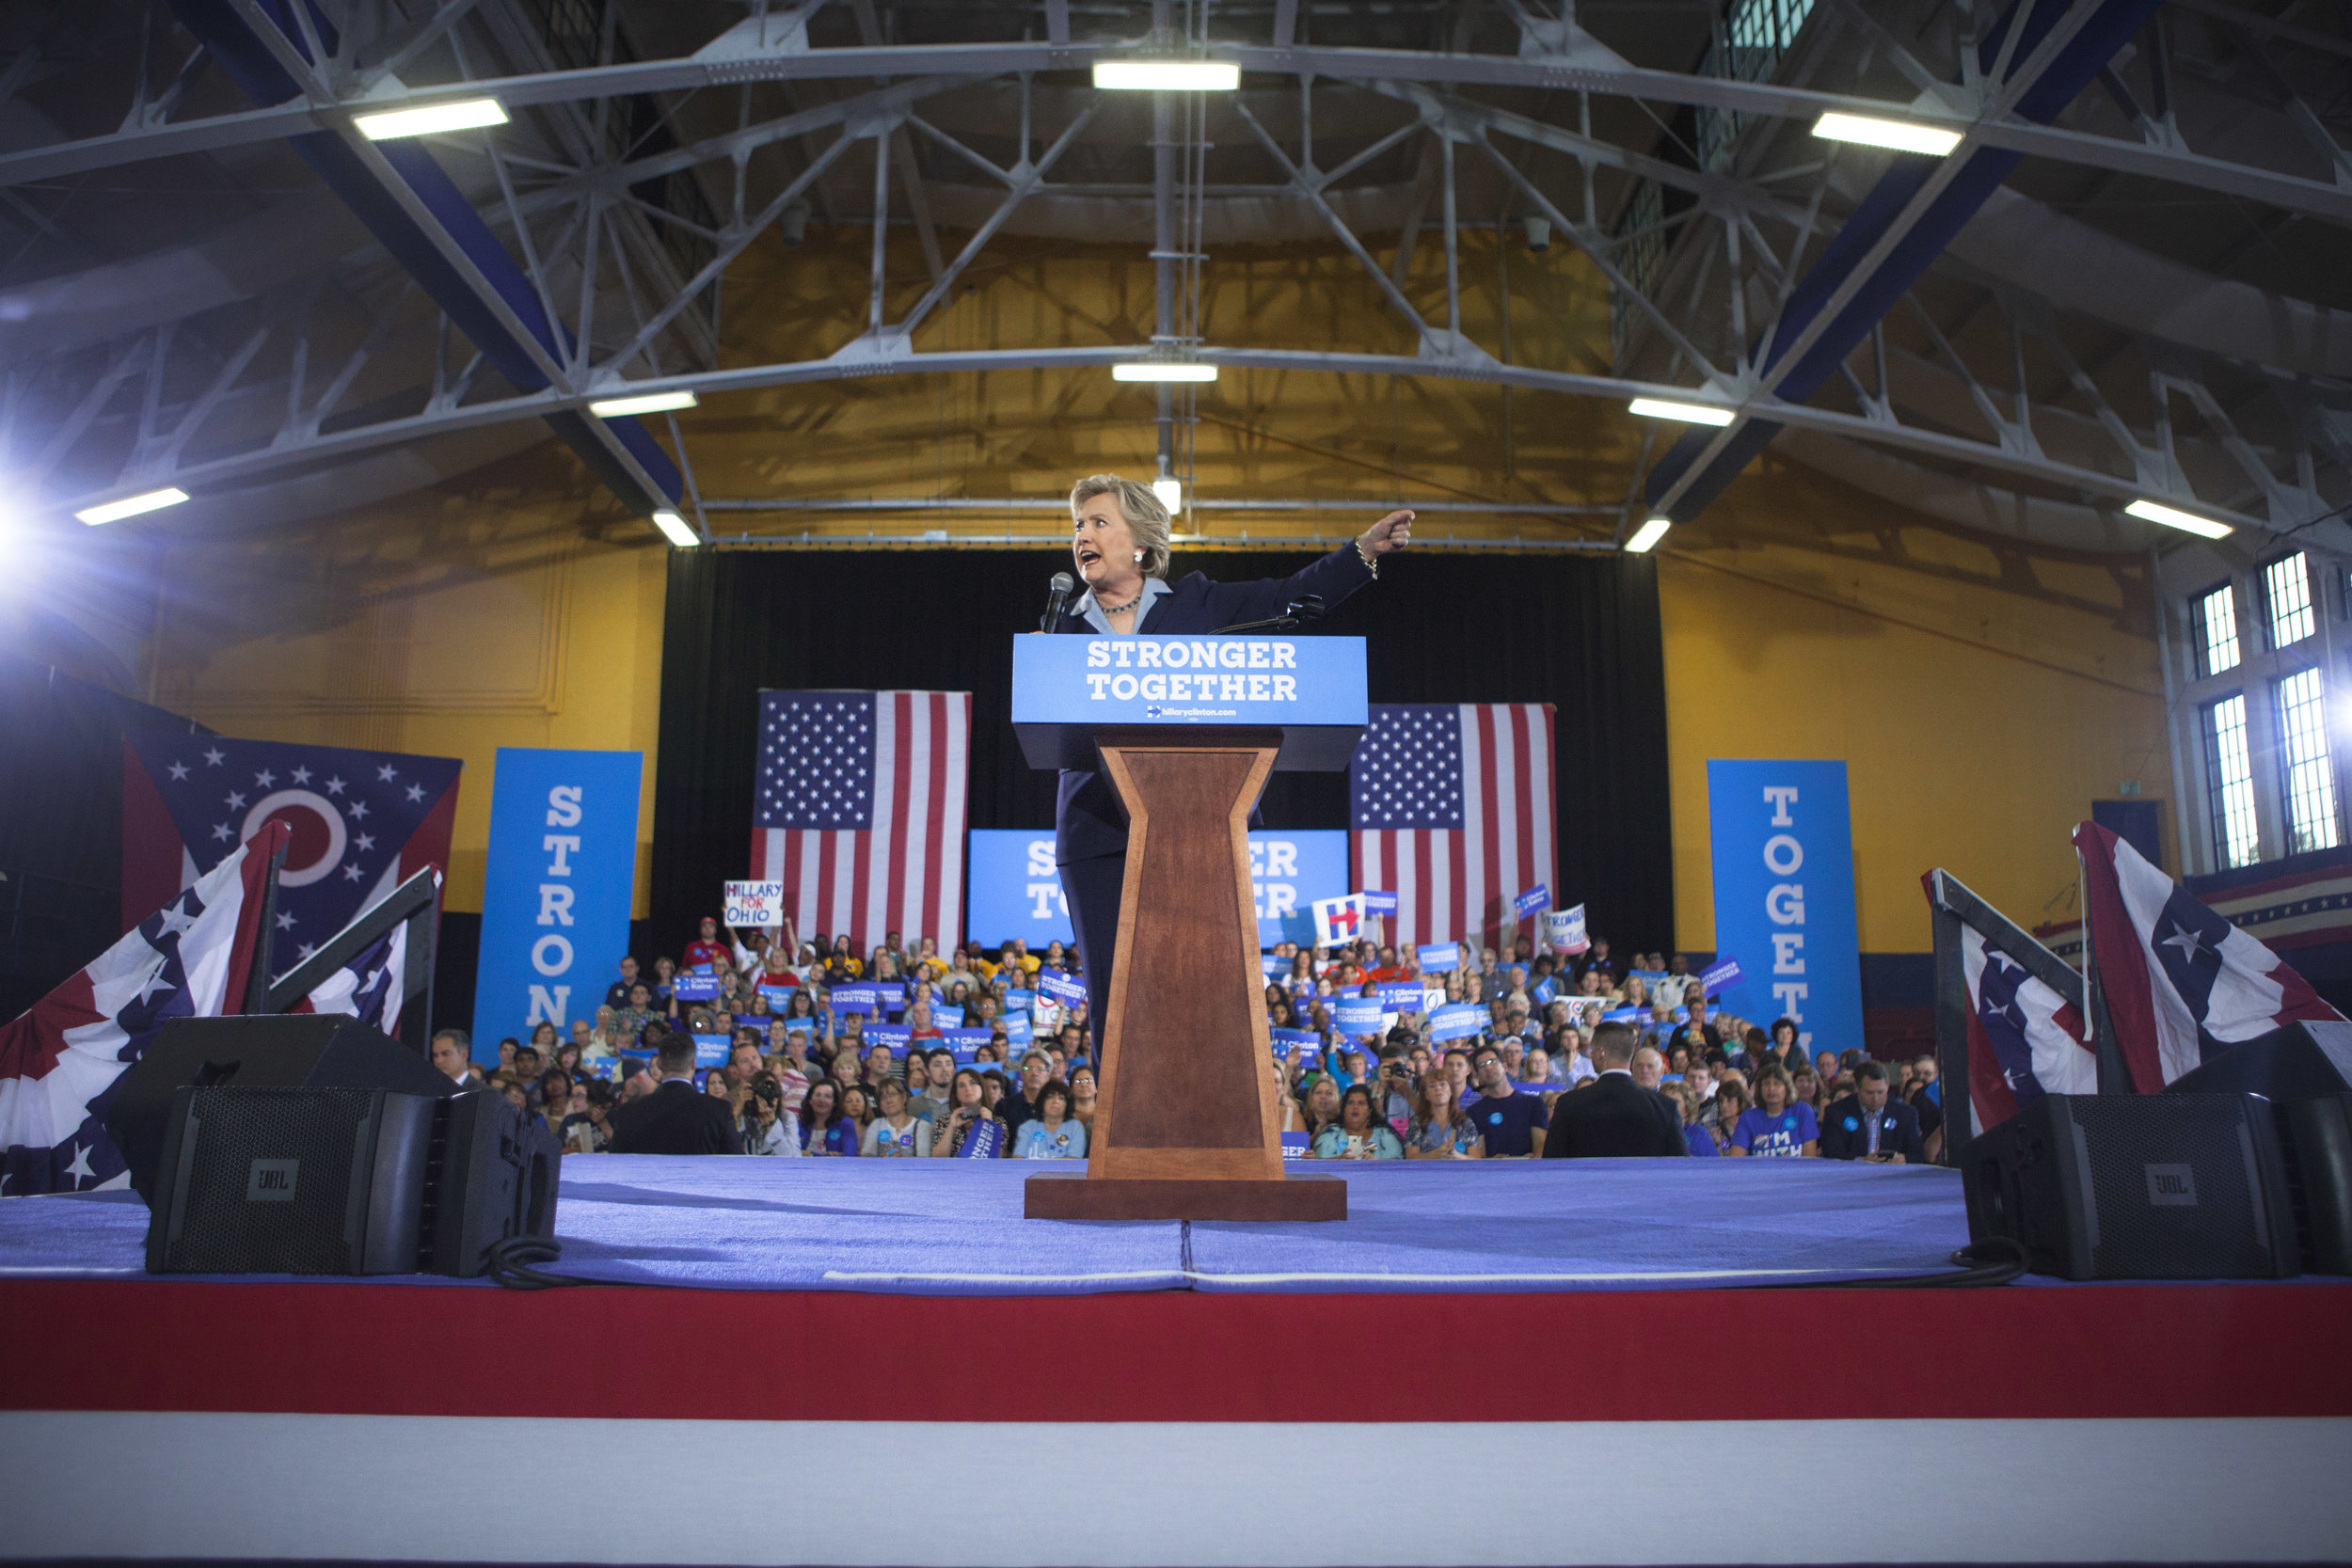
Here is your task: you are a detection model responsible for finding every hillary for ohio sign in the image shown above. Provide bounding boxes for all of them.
[1013,635,1366,725]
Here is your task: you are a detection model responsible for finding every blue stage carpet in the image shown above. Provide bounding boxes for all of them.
[0,1156,1972,1293]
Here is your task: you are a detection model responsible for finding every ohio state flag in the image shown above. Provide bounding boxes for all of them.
[122,735,459,969]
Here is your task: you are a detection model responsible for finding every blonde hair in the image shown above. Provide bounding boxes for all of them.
[1069,474,1173,579]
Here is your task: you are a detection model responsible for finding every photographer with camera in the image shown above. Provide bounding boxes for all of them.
[743,1074,801,1156]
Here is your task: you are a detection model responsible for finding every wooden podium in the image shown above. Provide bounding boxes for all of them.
[1011,633,1366,1222]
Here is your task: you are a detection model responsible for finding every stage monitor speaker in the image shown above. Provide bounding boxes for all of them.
[106,1014,453,1200]
[2165,1024,2352,1276]
[431,1090,563,1277]
[144,1086,438,1275]
[1960,1093,2299,1280]
[2164,1020,2352,1101]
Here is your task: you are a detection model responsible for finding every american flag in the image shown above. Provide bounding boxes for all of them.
[0,823,282,1196]
[1350,704,1557,949]
[752,690,971,957]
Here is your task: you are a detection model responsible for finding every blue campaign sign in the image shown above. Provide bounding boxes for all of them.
[864,1023,912,1052]
[692,1034,729,1068]
[1012,633,1367,729]
[1375,982,1424,1013]
[1532,976,1556,1006]
[941,1027,991,1057]
[1428,1003,1485,1042]
[755,983,795,1010]
[1360,890,1398,915]
[1270,1028,1320,1057]
[469,748,642,1064]
[831,985,881,1015]
[932,1004,964,1025]
[1514,885,1550,921]
[1417,942,1459,973]
[1280,1132,1311,1159]
[1003,1015,1034,1046]
[1334,997,1386,1037]
[1003,989,1037,1017]
[1700,956,1743,993]
[966,829,1349,950]
[1261,955,1288,977]
[1706,759,1863,1057]
[672,973,721,1003]
[1037,972,1087,1009]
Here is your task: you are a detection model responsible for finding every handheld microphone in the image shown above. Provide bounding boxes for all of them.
[1041,572,1075,631]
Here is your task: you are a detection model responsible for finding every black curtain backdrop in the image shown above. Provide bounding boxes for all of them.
[651,547,1672,958]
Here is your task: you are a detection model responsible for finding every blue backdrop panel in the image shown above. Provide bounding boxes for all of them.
[471,748,643,1061]
[967,829,1348,951]
[1705,759,1863,1058]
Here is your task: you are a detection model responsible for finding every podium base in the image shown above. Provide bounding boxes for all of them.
[1025,1174,1346,1223]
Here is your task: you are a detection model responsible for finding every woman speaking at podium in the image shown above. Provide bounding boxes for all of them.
[1045,474,1413,1066]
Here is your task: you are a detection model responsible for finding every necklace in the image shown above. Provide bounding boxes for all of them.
[1095,587,1142,615]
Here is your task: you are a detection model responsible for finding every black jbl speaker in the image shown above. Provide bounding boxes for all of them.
[2166,1024,2352,1276]
[145,1086,438,1275]
[142,1085,562,1275]
[106,1014,453,1199]
[431,1090,563,1277]
[1960,1093,2299,1280]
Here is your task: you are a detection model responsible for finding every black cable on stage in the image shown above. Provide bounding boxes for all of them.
[1757,1235,2031,1290]
[483,1235,627,1291]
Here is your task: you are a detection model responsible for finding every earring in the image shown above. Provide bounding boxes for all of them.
[1133,550,1144,562]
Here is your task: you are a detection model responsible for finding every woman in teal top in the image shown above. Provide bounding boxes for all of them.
[1012,1081,1088,1159]
[1311,1084,1404,1160]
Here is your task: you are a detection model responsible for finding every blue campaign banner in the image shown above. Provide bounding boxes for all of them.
[1700,956,1743,994]
[966,829,1351,950]
[1428,1003,1485,1042]
[1003,989,1037,1018]
[469,748,643,1063]
[1334,997,1386,1037]
[1003,1015,1034,1046]
[1416,942,1459,973]
[831,985,881,1015]
[1706,759,1863,1057]
[1374,982,1424,1013]
[1360,889,1398,915]
[1261,954,1288,977]
[864,1024,912,1052]
[1602,1006,1644,1023]
[932,1004,964,1026]
[672,973,721,1003]
[1270,1028,1320,1057]
[1013,633,1366,728]
[780,1017,818,1037]
[691,1034,729,1068]
[1514,885,1550,921]
[1532,976,1556,1006]
[1280,1131,1311,1159]
[1037,972,1087,1009]
[941,1027,992,1058]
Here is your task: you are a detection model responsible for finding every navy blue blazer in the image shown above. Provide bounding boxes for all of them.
[1049,544,1376,865]
[1818,1094,1928,1164]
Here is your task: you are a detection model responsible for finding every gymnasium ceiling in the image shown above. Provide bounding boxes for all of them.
[1,0,2347,578]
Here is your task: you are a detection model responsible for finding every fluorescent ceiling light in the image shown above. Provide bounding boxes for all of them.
[1092,61,1240,91]
[1624,516,1672,554]
[76,486,189,525]
[2126,499,2233,540]
[1152,478,1184,513]
[1628,397,1734,426]
[1810,111,1963,157]
[354,98,509,140]
[589,388,699,418]
[1112,361,1218,383]
[651,510,700,547]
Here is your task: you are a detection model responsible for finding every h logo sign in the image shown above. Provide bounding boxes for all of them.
[2144,1164,2198,1207]
[246,1159,299,1203]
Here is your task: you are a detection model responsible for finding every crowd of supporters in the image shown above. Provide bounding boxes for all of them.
[428,916,1944,1164]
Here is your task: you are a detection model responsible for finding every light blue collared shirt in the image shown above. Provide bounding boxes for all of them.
[1076,576,1171,635]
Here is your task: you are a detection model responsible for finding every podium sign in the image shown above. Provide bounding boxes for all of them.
[1012,635,1367,771]
[1014,634,1357,1223]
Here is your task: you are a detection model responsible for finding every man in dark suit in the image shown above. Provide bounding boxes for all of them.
[607,1036,742,1155]
[1540,1022,1688,1159]
[1820,1061,1927,1164]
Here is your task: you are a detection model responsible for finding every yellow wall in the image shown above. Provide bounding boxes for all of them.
[51,227,2170,944]
[1660,453,2172,955]
[147,451,668,915]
